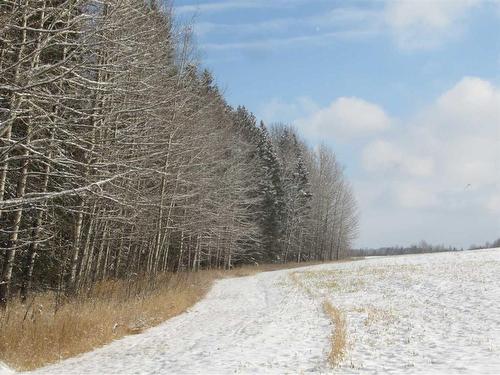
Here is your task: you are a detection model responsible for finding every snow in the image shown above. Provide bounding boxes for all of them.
[13,247,500,374]
[0,363,13,375]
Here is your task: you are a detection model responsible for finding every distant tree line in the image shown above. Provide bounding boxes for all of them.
[0,0,358,306]
[469,238,500,250]
[355,237,500,257]
[352,241,461,257]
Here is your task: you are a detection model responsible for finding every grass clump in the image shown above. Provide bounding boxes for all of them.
[323,301,347,367]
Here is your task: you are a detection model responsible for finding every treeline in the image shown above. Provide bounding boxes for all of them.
[355,237,500,257]
[470,238,500,250]
[353,241,461,257]
[0,0,358,306]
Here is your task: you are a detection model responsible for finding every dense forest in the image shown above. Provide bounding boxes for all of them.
[0,0,358,307]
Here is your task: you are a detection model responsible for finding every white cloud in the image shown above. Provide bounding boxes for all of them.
[259,96,319,125]
[362,140,434,177]
[360,76,500,216]
[487,194,500,213]
[362,140,401,171]
[384,0,480,50]
[175,0,284,15]
[185,5,383,53]
[186,1,495,54]
[175,0,315,15]
[395,183,439,209]
[296,97,391,140]
[201,29,377,51]
[185,1,491,54]
[194,7,383,38]
[435,77,500,129]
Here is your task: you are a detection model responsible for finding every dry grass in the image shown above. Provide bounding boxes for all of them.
[289,267,362,368]
[0,272,214,371]
[351,305,396,326]
[289,271,316,297]
[298,270,366,293]
[323,301,347,367]
[0,261,322,371]
[354,264,421,279]
[290,276,348,367]
[364,307,395,326]
[288,258,361,297]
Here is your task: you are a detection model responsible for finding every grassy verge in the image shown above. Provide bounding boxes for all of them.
[0,261,319,371]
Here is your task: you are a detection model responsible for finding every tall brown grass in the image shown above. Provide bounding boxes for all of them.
[323,301,347,367]
[290,267,351,367]
[0,261,319,371]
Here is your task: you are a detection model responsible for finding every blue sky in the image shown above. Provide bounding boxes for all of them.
[174,0,500,249]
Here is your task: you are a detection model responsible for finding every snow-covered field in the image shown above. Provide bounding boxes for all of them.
[1,248,499,374]
[296,248,500,374]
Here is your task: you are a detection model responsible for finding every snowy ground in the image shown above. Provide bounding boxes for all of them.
[1,248,499,374]
[0,363,12,375]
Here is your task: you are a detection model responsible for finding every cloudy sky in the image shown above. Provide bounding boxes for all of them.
[174,0,500,249]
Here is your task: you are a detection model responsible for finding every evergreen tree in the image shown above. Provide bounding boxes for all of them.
[255,121,284,261]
